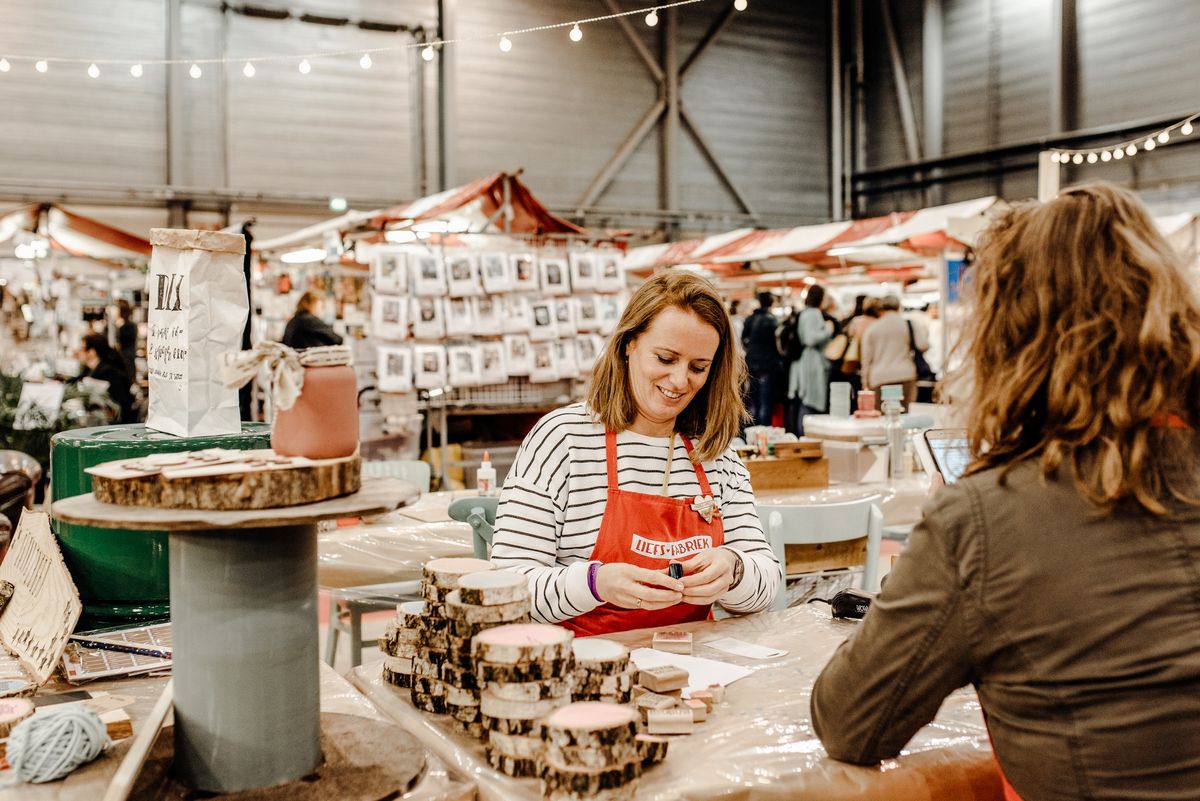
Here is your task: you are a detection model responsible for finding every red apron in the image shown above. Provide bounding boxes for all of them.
[563,431,725,637]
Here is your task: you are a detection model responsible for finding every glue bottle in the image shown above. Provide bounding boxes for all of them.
[477,451,497,496]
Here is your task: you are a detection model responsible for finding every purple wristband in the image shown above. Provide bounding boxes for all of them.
[587,561,603,602]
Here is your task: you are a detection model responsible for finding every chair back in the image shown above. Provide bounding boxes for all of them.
[756,495,884,609]
[361,459,432,494]
[447,496,499,560]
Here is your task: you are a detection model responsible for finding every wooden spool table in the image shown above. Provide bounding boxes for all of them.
[52,476,418,794]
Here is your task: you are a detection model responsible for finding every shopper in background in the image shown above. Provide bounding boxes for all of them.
[728,299,744,349]
[281,289,343,350]
[115,299,138,380]
[859,294,927,406]
[788,284,833,434]
[77,332,135,424]
[812,182,1200,801]
[740,292,781,427]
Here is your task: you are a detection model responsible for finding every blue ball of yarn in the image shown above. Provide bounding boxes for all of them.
[7,705,111,783]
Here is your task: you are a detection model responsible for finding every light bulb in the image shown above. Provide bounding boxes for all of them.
[298,59,311,74]
[242,61,255,78]
[1183,121,1194,136]
[1049,153,1060,164]
[1072,153,1083,164]
[1125,143,1137,156]
[130,63,143,77]
[1100,150,1111,162]
[35,60,48,73]
[87,63,100,78]
[1157,130,1170,144]
[1113,148,1124,160]
[734,0,749,9]
[1086,152,1098,163]
[569,24,583,42]
[189,63,202,79]
[646,10,659,26]
[0,58,9,72]
[421,46,435,62]
[499,36,513,52]
[1144,138,1156,151]
[359,53,372,69]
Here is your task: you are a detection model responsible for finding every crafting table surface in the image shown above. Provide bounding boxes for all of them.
[0,662,474,801]
[350,605,1003,801]
[50,476,420,531]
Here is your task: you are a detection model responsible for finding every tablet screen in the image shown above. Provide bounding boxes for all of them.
[926,434,971,483]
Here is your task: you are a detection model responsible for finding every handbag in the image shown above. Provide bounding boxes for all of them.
[841,335,861,373]
[823,333,849,361]
[907,320,935,381]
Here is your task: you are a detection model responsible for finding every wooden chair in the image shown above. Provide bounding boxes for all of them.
[756,496,884,610]
[447,496,499,559]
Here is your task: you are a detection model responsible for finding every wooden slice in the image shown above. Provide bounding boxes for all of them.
[541,703,639,751]
[413,675,446,697]
[444,685,478,707]
[486,730,544,760]
[0,697,34,737]
[423,557,494,588]
[572,690,633,706]
[439,662,480,691]
[540,758,642,793]
[383,655,413,675]
[486,677,572,703]
[480,689,567,720]
[448,702,482,725]
[635,733,670,767]
[485,748,541,778]
[572,638,630,676]
[456,570,529,606]
[481,714,542,736]
[454,720,486,740]
[544,785,638,801]
[422,582,456,604]
[472,623,574,665]
[637,665,688,693]
[447,616,532,641]
[410,690,446,715]
[444,591,531,625]
[419,630,450,650]
[396,601,425,629]
[476,657,575,684]
[573,670,634,696]
[90,451,361,510]
[645,707,693,735]
[545,740,640,771]
[382,666,414,689]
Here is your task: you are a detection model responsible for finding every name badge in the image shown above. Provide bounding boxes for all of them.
[630,534,712,560]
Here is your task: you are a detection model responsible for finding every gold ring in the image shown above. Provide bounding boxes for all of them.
[635,598,643,608]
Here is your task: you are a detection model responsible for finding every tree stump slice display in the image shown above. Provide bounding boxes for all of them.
[89,452,361,510]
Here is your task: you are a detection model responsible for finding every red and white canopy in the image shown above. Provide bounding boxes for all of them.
[0,203,151,264]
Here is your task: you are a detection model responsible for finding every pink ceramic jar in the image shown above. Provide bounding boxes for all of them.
[271,364,359,459]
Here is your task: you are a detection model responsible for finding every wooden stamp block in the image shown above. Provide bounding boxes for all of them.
[684,698,707,722]
[707,684,726,704]
[646,707,694,735]
[652,630,693,655]
[637,665,688,693]
[688,689,714,712]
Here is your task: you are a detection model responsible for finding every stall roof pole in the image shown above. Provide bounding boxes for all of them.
[922,0,945,205]
[830,0,844,219]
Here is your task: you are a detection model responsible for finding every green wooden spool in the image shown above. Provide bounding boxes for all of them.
[50,423,271,628]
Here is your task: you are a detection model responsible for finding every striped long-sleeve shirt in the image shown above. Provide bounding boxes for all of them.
[491,402,783,624]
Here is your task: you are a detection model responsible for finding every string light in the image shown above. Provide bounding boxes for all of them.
[130,63,143,77]
[35,60,48,73]
[499,36,513,52]
[1144,138,1155,151]
[734,0,748,9]
[87,63,99,78]
[1049,111,1198,167]
[1184,121,1195,136]
[189,63,202,79]
[1125,143,1137,156]
[298,59,311,74]
[359,53,372,69]
[569,24,583,42]
[646,10,659,26]
[0,58,8,72]
[1072,153,1083,164]
[1100,150,1111,162]
[1157,130,1169,144]
[242,61,255,77]
[421,45,435,61]
[1086,152,1097,163]
[1113,148,1123,160]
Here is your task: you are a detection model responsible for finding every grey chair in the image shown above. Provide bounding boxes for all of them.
[447,496,499,559]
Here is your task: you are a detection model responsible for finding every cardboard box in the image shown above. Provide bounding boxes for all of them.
[745,456,829,492]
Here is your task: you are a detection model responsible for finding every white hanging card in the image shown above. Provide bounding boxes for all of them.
[503,334,533,376]
[373,249,408,294]
[411,252,447,297]
[479,341,508,385]
[576,334,602,372]
[596,250,625,293]
[529,341,559,383]
[412,297,446,340]
[377,345,413,393]
[539,253,570,296]
[474,295,504,335]
[598,295,622,335]
[501,295,533,334]
[448,345,483,387]
[576,295,600,332]
[413,344,447,389]
[444,297,475,337]
[372,294,409,341]
[445,252,482,297]
[510,252,539,292]
[568,250,597,291]
[480,252,512,294]
[554,339,579,379]
[529,299,557,341]
[555,298,577,335]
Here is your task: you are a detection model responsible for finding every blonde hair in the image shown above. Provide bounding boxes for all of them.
[295,289,323,315]
[963,181,1200,514]
[587,271,748,463]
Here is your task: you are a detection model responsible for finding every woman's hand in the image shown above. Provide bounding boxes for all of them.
[595,563,684,610]
[678,548,740,605]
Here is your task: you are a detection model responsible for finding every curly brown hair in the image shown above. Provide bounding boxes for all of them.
[962,181,1200,514]
[587,271,748,463]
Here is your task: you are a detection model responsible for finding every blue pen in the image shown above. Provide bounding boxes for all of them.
[70,638,172,661]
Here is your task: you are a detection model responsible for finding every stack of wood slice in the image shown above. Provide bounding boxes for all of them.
[539,702,650,801]
[412,557,495,715]
[441,571,532,738]
[378,600,425,689]
[570,638,635,705]
[472,623,575,777]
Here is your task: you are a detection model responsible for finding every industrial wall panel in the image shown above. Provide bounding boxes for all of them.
[0,0,167,186]
[863,0,925,170]
[179,2,225,189]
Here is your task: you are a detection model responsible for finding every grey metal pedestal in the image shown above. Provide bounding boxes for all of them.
[52,476,418,793]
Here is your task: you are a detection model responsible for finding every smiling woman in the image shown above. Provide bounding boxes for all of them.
[490,271,783,636]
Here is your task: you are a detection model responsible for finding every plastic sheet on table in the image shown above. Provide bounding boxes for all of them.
[318,518,473,590]
[350,605,1002,801]
[757,476,931,526]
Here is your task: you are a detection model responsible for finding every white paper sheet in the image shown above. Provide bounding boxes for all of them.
[703,636,788,660]
[629,647,753,695]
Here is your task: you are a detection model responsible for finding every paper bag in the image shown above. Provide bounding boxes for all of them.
[146,228,248,437]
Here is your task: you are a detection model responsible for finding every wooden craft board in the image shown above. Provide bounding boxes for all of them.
[784,537,868,575]
[745,457,829,492]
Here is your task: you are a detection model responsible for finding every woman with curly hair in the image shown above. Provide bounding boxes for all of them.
[811,182,1200,801]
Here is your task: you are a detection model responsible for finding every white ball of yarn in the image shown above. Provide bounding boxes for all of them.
[7,706,110,783]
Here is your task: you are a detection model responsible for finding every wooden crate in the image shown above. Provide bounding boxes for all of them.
[745,456,829,491]
[784,537,867,576]
[773,439,824,459]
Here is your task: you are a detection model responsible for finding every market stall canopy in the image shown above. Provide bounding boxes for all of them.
[624,196,1002,273]
[0,203,151,264]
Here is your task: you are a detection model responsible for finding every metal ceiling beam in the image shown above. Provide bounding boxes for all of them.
[1049,0,1078,134]
[662,8,680,213]
[603,0,663,82]
[576,99,667,210]
[830,0,844,219]
[680,104,756,215]
[679,4,736,79]
[922,0,945,204]
[881,0,921,163]
[437,0,456,190]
